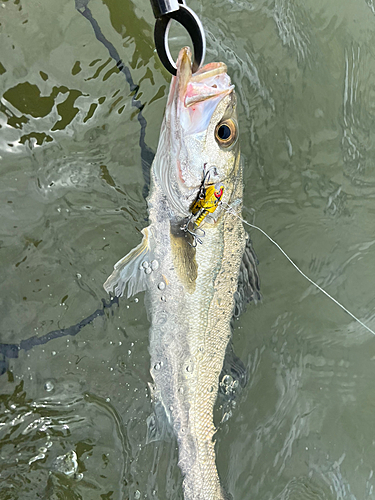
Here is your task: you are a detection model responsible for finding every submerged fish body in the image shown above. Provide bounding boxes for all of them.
[104,48,258,499]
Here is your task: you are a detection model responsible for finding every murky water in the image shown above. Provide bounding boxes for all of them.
[1,0,375,498]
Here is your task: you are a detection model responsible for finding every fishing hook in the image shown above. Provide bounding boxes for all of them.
[196,164,218,200]
[150,0,206,75]
[182,220,205,247]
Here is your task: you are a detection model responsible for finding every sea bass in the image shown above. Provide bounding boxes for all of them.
[104,47,259,500]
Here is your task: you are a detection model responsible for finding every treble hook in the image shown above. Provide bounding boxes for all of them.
[181,217,205,247]
[150,0,206,75]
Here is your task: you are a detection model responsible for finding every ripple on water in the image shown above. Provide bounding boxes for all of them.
[341,43,375,187]
[0,381,126,500]
[272,0,312,64]
[274,476,332,499]
[220,298,375,499]
[366,0,375,16]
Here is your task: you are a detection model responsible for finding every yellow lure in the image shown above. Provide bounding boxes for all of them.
[190,184,225,227]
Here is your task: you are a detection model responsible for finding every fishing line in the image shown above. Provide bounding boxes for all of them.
[222,202,375,336]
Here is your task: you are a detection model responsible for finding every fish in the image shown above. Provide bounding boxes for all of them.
[104,47,260,500]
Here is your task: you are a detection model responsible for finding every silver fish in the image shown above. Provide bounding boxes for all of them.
[104,47,259,500]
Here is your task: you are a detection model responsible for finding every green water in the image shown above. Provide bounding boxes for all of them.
[1,0,375,498]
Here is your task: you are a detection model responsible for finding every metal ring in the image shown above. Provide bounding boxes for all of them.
[154,5,206,76]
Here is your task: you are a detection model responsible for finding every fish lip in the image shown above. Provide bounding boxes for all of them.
[175,47,234,107]
[176,47,193,102]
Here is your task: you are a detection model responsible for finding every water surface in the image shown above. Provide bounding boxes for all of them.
[1,0,375,498]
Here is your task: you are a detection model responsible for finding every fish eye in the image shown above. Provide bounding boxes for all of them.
[215,119,237,148]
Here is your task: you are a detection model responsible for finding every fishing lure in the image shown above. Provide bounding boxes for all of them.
[190,183,224,227]
[181,166,225,246]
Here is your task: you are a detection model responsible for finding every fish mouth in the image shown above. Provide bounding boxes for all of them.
[174,47,234,108]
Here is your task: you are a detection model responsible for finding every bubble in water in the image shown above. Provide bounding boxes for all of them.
[44,381,54,392]
[158,281,166,290]
[51,351,56,356]
[151,260,159,271]
[135,490,141,500]
[221,410,232,423]
[220,374,239,396]
[186,365,193,373]
[52,450,78,477]
[160,295,166,302]
[142,261,149,269]
[154,361,163,371]
[221,374,233,386]
[145,267,152,275]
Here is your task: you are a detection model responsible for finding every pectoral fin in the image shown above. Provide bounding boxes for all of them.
[103,226,155,298]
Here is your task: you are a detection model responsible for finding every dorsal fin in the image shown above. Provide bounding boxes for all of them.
[232,232,261,319]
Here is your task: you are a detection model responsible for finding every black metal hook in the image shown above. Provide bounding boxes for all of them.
[151,0,206,75]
